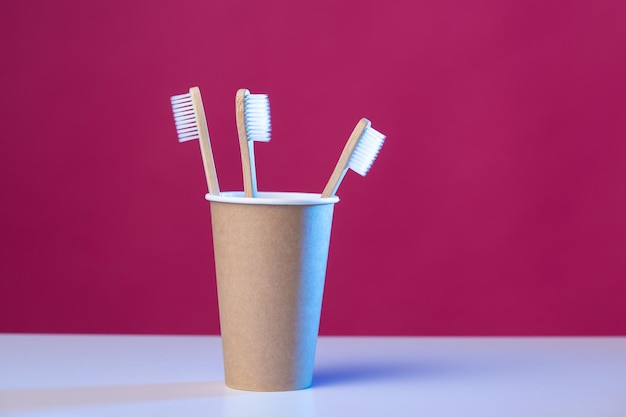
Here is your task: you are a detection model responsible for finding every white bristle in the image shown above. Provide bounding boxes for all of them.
[244,92,271,142]
[348,126,386,176]
[170,92,199,143]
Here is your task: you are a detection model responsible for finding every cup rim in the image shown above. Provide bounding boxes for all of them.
[205,191,340,206]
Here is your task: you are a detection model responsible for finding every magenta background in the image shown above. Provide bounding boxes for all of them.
[1,0,625,335]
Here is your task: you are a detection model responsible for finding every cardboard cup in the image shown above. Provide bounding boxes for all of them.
[205,191,339,391]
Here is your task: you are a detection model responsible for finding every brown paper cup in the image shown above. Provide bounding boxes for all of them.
[206,191,339,391]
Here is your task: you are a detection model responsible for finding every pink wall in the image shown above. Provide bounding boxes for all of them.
[1,0,625,335]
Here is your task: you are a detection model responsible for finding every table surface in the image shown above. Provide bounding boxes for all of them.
[1,335,625,416]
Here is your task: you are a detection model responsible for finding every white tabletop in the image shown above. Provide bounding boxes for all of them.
[1,335,625,416]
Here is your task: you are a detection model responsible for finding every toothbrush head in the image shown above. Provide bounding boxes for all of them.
[170,87,220,195]
[243,90,271,143]
[170,92,199,143]
[348,119,386,176]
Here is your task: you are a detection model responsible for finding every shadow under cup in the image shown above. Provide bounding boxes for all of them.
[206,192,340,392]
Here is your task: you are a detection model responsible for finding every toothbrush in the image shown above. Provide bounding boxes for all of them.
[235,89,271,198]
[170,87,220,195]
[321,118,386,198]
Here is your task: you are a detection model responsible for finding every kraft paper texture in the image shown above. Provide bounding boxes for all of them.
[210,198,335,391]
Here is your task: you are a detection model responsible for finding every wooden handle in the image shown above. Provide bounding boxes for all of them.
[190,87,220,195]
[321,118,369,198]
[235,89,257,198]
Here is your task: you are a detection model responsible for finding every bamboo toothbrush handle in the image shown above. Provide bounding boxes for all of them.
[189,87,220,195]
[235,89,256,198]
[321,118,369,198]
